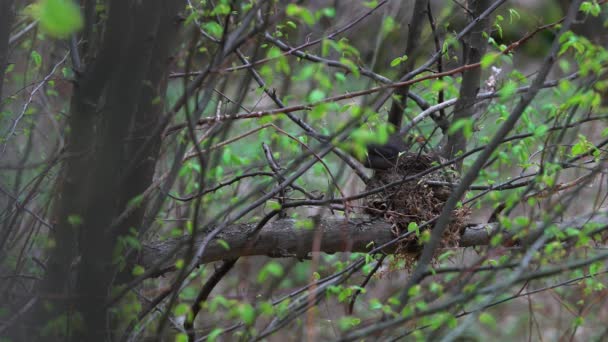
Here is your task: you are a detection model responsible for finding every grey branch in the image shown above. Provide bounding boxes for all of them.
[141,211,608,270]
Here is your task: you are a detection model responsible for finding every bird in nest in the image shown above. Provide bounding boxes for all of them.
[362,134,460,223]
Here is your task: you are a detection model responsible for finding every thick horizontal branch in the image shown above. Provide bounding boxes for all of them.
[142,212,608,269]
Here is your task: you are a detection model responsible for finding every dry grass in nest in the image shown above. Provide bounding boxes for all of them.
[364,152,470,257]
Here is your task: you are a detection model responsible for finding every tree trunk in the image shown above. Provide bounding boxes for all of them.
[0,0,16,109]
[27,1,184,341]
[443,0,492,169]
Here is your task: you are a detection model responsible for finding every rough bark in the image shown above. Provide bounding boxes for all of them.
[141,212,608,270]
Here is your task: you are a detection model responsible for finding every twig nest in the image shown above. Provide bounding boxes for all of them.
[364,152,470,254]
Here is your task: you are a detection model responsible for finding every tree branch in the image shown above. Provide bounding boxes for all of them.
[141,211,608,271]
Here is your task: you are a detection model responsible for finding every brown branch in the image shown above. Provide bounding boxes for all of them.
[164,17,564,136]
[141,211,608,271]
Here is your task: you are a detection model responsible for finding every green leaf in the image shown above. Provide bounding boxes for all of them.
[415,301,428,310]
[267,200,282,211]
[211,3,231,16]
[131,265,145,276]
[580,1,601,16]
[407,222,419,236]
[381,17,397,37]
[480,52,500,69]
[179,287,198,301]
[408,285,421,297]
[174,303,190,316]
[175,333,188,342]
[286,4,315,25]
[203,21,223,39]
[295,219,314,230]
[216,239,230,250]
[239,304,256,325]
[589,261,602,275]
[319,7,336,18]
[127,194,144,209]
[339,57,360,77]
[293,65,315,81]
[31,51,42,68]
[308,89,326,103]
[29,0,83,38]
[338,316,361,330]
[499,81,517,101]
[479,312,497,328]
[286,20,297,29]
[257,261,284,283]
[207,328,223,342]
[67,214,83,227]
[508,9,521,23]
[448,118,474,139]
[390,55,408,67]
[571,134,594,157]
[533,124,549,137]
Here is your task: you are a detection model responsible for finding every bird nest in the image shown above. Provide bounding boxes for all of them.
[364,152,470,255]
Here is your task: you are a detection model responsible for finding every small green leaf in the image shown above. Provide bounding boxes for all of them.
[448,118,474,139]
[407,222,419,236]
[390,55,408,67]
[580,1,601,16]
[210,3,230,15]
[67,214,83,227]
[202,21,223,39]
[481,52,500,68]
[338,316,361,330]
[295,219,314,230]
[408,285,421,297]
[127,194,144,209]
[31,51,42,68]
[499,81,518,101]
[207,328,223,342]
[334,72,346,82]
[286,4,315,25]
[308,89,326,103]
[319,7,336,18]
[339,57,360,77]
[479,312,497,328]
[267,200,282,211]
[571,134,594,157]
[533,124,549,137]
[132,265,145,276]
[174,303,190,316]
[239,304,256,325]
[257,261,284,283]
[216,239,230,250]
[381,17,397,37]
